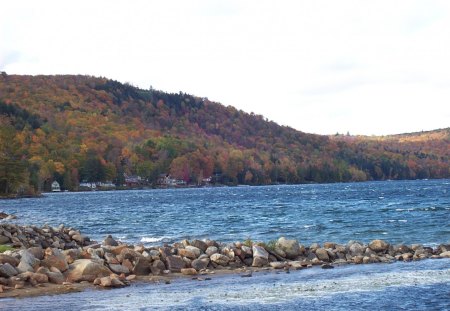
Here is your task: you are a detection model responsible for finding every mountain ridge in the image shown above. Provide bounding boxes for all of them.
[0,73,448,194]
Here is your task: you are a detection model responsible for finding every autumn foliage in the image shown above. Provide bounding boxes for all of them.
[0,74,448,193]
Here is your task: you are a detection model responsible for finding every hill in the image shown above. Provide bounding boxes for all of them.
[0,73,449,194]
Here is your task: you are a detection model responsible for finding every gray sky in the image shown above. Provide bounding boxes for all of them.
[1,0,449,135]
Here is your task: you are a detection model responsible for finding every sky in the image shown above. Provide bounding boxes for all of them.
[1,0,450,136]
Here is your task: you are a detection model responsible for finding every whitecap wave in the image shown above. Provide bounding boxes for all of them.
[140,236,171,243]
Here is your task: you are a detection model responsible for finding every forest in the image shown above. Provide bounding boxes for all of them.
[0,73,449,196]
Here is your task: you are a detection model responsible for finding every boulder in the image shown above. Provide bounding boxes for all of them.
[120,248,143,261]
[269,261,287,269]
[42,248,69,272]
[165,255,186,272]
[191,258,210,271]
[65,259,112,282]
[178,248,197,259]
[252,256,268,267]
[103,235,118,246]
[99,276,125,287]
[27,247,45,260]
[369,240,390,253]
[104,252,120,265]
[109,264,130,275]
[0,254,19,266]
[19,250,40,269]
[210,253,230,266]
[16,261,34,273]
[348,242,365,256]
[132,257,151,275]
[323,242,336,249]
[185,246,202,258]
[252,245,269,267]
[110,245,129,256]
[0,263,18,277]
[275,237,302,259]
[315,248,330,262]
[205,246,218,257]
[190,240,208,252]
[440,251,450,258]
[181,268,197,275]
[47,270,65,284]
[252,245,269,259]
[241,245,253,257]
[151,260,166,275]
[22,271,49,284]
[0,235,10,244]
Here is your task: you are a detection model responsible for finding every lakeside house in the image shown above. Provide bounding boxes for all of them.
[79,181,116,190]
[51,181,61,192]
[124,175,143,187]
[157,174,187,187]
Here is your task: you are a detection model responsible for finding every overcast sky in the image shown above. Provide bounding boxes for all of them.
[1,1,449,135]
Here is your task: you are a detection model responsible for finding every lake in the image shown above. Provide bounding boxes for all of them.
[1,179,449,310]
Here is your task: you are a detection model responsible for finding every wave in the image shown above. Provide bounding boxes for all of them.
[140,236,172,243]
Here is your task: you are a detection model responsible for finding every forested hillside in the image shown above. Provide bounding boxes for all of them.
[0,73,449,195]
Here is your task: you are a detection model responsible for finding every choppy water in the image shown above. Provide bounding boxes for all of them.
[1,179,449,246]
[0,259,449,310]
[1,179,450,310]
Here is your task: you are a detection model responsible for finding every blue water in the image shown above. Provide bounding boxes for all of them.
[1,179,450,310]
[1,179,449,246]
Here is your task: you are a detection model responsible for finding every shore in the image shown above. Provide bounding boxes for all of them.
[1,222,450,299]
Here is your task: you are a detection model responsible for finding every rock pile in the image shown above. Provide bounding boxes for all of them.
[1,223,450,296]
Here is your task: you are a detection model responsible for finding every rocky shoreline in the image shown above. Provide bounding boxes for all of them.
[1,222,450,299]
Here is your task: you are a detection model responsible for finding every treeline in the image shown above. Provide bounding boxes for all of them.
[0,74,449,195]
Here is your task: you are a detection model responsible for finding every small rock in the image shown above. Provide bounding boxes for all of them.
[181,268,198,275]
[321,264,334,269]
[269,261,287,269]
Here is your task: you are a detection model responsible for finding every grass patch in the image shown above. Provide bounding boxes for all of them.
[0,245,13,253]
[243,238,253,247]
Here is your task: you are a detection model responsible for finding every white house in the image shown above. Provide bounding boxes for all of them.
[51,181,61,192]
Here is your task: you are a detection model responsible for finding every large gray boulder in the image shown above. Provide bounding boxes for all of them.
[275,237,303,259]
[0,263,18,277]
[348,242,365,256]
[252,245,269,267]
[191,258,210,271]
